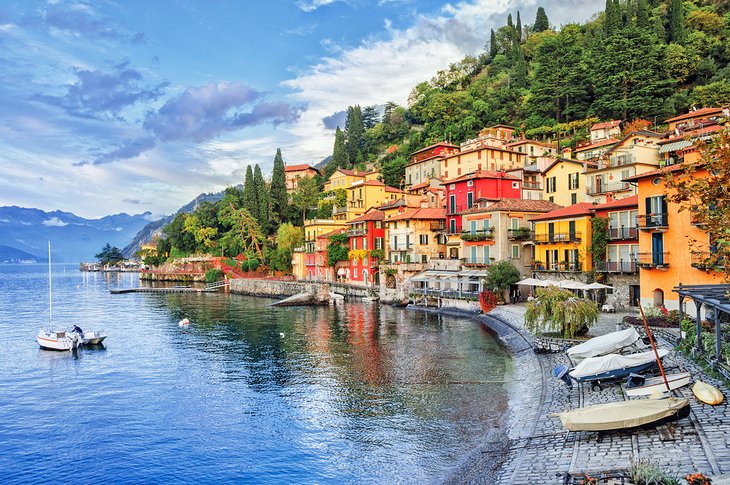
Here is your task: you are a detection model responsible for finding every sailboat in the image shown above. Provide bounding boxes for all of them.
[36,242,81,351]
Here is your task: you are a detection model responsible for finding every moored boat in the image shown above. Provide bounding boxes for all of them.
[567,328,642,363]
[552,397,690,432]
[568,349,669,383]
[624,371,692,397]
[37,329,81,351]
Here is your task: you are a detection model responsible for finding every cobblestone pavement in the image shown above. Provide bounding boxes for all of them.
[483,305,730,485]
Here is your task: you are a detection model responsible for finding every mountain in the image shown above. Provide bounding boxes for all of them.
[0,245,47,263]
[0,206,154,263]
[121,189,236,259]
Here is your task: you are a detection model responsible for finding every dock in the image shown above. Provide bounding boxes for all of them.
[110,281,229,294]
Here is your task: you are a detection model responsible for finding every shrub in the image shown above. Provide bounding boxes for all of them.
[628,458,681,485]
[240,260,250,272]
[248,259,260,271]
[525,286,598,338]
[205,269,224,282]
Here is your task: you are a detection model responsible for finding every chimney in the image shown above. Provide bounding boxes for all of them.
[562,147,573,158]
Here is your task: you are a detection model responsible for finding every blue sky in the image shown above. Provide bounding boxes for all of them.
[0,0,603,218]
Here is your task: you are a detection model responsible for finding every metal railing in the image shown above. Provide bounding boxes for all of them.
[460,228,495,242]
[508,228,532,240]
[531,261,583,272]
[587,181,631,195]
[638,213,668,229]
[637,252,670,267]
[522,182,542,190]
[347,228,366,236]
[595,261,638,273]
[607,226,638,240]
[532,232,582,244]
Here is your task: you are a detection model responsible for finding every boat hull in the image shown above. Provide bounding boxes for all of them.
[36,330,79,351]
[692,381,724,405]
[624,372,691,397]
[554,397,690,432]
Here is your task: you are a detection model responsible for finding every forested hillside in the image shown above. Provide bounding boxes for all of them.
[323,0,730,187]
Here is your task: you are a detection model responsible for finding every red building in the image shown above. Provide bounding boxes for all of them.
[347,209,385,286]
[442,170,521,234]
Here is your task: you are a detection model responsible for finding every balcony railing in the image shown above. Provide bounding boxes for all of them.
[531,261,583,272]
[508,228,532,241]
[332,206,348,215]
[446,204,469,215]
[586,181,631,195]
[522,182,542,190]
[595,261,638,273]
[460,228,495,242]
[462,257,492,267]
[691,252,725,270]
[389,244,414,251]
[430,222,446,231]
[638,214,668,230]
[532,232,582,244]
[607,226,638,240]
[637,252,670,267]
[347,228,366,236]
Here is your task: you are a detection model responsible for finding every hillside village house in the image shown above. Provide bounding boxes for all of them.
[440,125,527,180]
[460,198,560,274]
[284,164,319,194]
[323,168,379,192]
[347,209,385,286]
[385,207,446,263]
[506,164,543,200]
[404,142,459,189]
[541,158,596,206]
[624,107,728,313]
[584,130,663,204]
[302,219,346,280]
[529,203,594,276]
[504,138,557,161]
[573,120,621,161]
[334,180,404,222]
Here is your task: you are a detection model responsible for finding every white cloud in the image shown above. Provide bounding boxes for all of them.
[296,0,340,12]
[43,217,68,226]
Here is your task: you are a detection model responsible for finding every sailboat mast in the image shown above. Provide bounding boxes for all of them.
[48,241,52,329]
[638,304,671,392]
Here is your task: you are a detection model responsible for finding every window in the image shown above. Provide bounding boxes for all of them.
[510,218,519,230]
[406,220,410,228]
[467,180,473,187]
[449,184,455,189]
[470,220,477,234]
[352,239,357,250]
[549,196,554,203]
[467,192,474,208]
[511,244,519,259]
[449,219,456,234]
[419,234,429,245]
[470,246,477,263]
[352,258,358,266]
[375,221,382,229]
[375,238,383,250]
[449,195,456,213]
[363,257,368,266]
[512,181,519,189]
[568,173,579,190]
[571,192,577,204]
[483,245,489,262]
[546,176,556,193]
[363,239,368,250]
[482,219,490,230]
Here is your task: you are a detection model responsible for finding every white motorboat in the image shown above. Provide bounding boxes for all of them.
[69,325,107,345]
[567,328,642,363]
[624,371,692,397]
[36,242,82,351]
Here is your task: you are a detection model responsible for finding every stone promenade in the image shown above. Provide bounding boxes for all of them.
[478,305,730,485]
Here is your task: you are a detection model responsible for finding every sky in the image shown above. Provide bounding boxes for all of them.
[0,0,604,219]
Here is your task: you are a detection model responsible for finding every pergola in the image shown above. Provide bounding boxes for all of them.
[673,283,730,365]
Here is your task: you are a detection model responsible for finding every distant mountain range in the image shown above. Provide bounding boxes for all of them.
[0,206,154,263]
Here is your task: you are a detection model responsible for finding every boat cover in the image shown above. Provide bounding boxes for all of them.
[554,397,688,431]
[567,328,641,362]
[569,349,669,380]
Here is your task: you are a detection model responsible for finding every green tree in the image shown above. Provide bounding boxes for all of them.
[533,6,550,32]
[691,81,730,107]
[381,156,408,188]
[525,286,599,338]
[276,222,304,253]
[604,0,621,36]
[345,105,364,166]
[253,164,269,235]
[489,28,498,57]
[326,232,349,267]
[95,243,124,265]
[269,148,288,227]
[218,203,264,259]
[164,212,196,253]
[292,175,320,223]
[483,261,521,292]
[325,126,347,179]
[516,11,522,42]
[668,0,684,43]
[242,165,258,222]
[635,0,649,29]
[362,106,380,130]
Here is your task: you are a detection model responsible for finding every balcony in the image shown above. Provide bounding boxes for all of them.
[460,228,495,242]
[522,182,542,190]
[638,214,668,231]
[461,257,492,267]
[637,252,670,268]
[531,261,583,272]
[532,232,582,244]
[607,226,638,240]
[430,221,446,231]
[332,206,348,215]
[608,154,635,167]
[446,204,469,216]
[595,261,638,273]
[508,228,532,241]
[389,244,414,251]
[691,252,725,270]
[587,181,631,195]
[348,228,366,237]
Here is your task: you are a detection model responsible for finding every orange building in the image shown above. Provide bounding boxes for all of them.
[284,164,319,193]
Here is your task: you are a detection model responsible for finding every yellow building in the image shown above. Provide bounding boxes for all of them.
[303,219,346,253]
[291,247,307,280]
[441,125,526,180]
[584,130,663,204]
[384,208,446,263]
[333,180,404,222]
[323,168,379,192]
[541,158,596,206]
[529,203,594,274]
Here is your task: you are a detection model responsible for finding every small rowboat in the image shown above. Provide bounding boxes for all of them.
[692,381,724,405]
[624,371,692,397]
[552,397,690,432]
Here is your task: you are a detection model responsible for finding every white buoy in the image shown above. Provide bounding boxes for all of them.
[178,318,190,327]
[279,332,285,337]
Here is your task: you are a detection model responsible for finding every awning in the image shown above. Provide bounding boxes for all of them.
[659,140,692,153]
[337,268,346,275]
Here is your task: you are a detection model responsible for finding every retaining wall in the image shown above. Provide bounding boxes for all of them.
[229,279,316,298]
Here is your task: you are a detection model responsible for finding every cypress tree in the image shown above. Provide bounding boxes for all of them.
[604,0,620,36]
[489,28,498,57]
[253,164,269,235]
[269,148,287,227]
[636,0,649,29]
[344,105,364,166]
[324,127,347,180]
[669,0,684,43]
[362,106,379,129]
[242,165,258,222]
[516,11,522,42]
[533,7,549,32]
[507,13,513,29]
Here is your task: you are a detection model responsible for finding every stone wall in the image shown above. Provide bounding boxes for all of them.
[329,282,377,298]
[378,263,427,304]
[605,273,639,309]
[229,279,316,298]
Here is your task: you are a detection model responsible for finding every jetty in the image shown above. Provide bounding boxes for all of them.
[110,281,228,294]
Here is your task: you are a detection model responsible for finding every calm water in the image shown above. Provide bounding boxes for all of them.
[0,265,511,484]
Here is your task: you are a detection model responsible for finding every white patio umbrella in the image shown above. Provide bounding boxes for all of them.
[516,277,541,286]
[535,279,560,287]
[559,280,589,290]
[584,282,613,290]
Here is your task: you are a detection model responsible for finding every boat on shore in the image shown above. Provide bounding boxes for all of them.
[624,371,691,397]
[552,397,690,432]
[568,349,669,383]
[692,381,724,405]
[567,327,642,363]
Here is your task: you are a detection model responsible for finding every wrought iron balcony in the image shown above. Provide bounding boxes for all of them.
[595,261,638,273]
[508,228,533,241]
[532,232,582,244]
[332,206,348,215]
[607,226,638,240]
[638,214,668,230]
[460,228,495,242]
[587,181,631,195]
[462,257,492,267]
[347,228,366,236]
[637,252,670,268]
[430,221,446,231]
[531,261,583,272]
[522,182,542,190]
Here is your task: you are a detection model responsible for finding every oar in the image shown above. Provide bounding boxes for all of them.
[638,305,671,393]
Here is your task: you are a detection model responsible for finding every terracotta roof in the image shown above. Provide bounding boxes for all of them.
[529,203,595,222]
[387,207,446,221]
[385,186,404,193]
[591,120,621,130]
[658,124,724,144]
[284,164,317,172]
[592,195,638,211]
[317,228,347,239]
[360,180,384,186]
[441,170,520,184]
[574,138,619,152]
[408,141,459,157]
[622,162,698,182]
[603,130,664,155]
[336,168,375,177]
[505,139,556,149]
[377,198,410,210]
[463,198,562,215]
[409,181,430,190]
[665,107,724,124]
[347,209,384,224]
[407,154,445,166]
[542,157,597,174]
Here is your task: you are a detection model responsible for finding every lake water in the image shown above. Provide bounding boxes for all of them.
[0,265,511,483]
